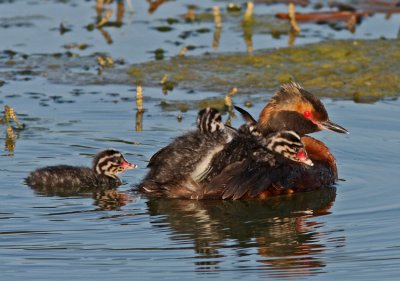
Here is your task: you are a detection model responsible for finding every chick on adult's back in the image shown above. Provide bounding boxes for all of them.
[139,108,236,198]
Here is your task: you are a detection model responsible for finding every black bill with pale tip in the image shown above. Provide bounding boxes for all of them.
[318,120,349,134]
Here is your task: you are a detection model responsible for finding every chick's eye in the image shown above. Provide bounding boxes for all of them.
[113,157,121,164]
[296,149,306,159]
[303,111,312,118]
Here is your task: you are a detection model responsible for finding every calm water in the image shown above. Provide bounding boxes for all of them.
[1,1,400,280]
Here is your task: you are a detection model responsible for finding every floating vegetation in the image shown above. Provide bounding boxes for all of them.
[185,5,196,22]
[154,26,173,32]
[160,74,175,95]
[166,18,180,25]
[127,39,400,101]
[196,28,211,33]
[227,3,242,13]
[58,23,72,35]
[1,39,399,102]
[153,48,165,60]
[63,43,90,50]
[159,98,226,113]
[97,55,114,74]
[245,100,253,108]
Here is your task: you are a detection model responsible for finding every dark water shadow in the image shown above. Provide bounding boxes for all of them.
[28,183,131,211]
[146,187,339,277]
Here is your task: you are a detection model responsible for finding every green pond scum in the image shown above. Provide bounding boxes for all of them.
[128,39,400,102]
[1,39,399,105]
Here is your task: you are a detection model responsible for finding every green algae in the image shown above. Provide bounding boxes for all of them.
[240,14,290,35]
[159,98,226,112]
[127,39,400,101]
[193,10,289,36]
[1,40,398,103]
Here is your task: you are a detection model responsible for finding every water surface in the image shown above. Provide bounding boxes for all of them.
[1,81,399,280]
[1,1,400,280]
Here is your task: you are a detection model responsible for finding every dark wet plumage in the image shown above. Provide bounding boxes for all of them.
[26,149,136,189]
[139,108,236,198]
[139,82,347,200]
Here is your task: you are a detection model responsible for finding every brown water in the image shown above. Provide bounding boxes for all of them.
[1,1,400,280]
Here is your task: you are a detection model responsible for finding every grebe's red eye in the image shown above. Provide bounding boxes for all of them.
[303,111,312,118]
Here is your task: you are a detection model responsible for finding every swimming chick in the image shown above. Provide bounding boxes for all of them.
[26,149,137,189]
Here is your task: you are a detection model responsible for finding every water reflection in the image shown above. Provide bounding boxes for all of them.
[212,6,222,50]
[135,110,144,132]
[86,0,400,53]
[242,2,254,53]
[147,0,169,14]
[0,105,24,155]
[89,0,127,44]
[4,126,17,153]
[29,184,131,211]
[146,187,339,277]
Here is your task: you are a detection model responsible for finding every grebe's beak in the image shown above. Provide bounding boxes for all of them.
[296,149,314,167]
[120,159,138,170]
[318,119,349,134]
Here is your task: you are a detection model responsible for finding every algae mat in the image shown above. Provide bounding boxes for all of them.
[1,39,399,102]
[128,39,400,102]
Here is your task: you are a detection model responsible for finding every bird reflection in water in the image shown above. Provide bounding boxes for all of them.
[29,184,132,211]
[146,187,343,277]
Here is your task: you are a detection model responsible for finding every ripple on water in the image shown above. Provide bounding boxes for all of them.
[1,2,400,275]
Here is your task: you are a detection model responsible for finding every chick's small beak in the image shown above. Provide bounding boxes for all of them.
[318,119,349,134]
[296,149,314,166]
[120,159,138,170]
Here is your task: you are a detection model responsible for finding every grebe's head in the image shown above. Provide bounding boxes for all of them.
[258,82,349,136]
[93,149,137,178]
[265,131,313,166]
[197,107,225,134]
